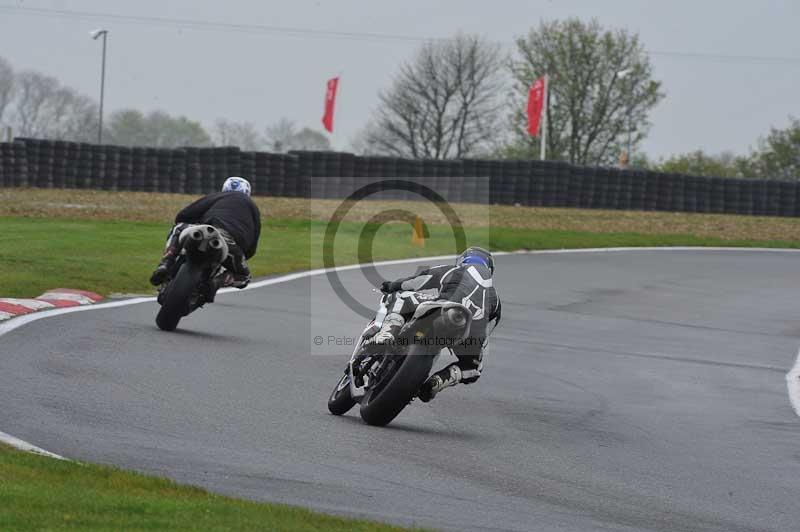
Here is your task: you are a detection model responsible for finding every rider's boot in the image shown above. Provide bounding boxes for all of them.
[369,313,405,345]
[231,258,251,289]
[418,364,462,403]
[150,225,183,286]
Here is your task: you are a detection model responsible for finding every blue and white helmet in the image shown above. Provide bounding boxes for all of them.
[222,176,252,196]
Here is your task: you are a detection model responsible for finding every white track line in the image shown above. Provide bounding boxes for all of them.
[0,430,66,460]
[786,349,800,417]
[3,246,800,457]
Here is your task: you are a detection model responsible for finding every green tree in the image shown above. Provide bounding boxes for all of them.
[105,109,211,148]
[506,18,663,165]
[747,117,800,180]
[656,150,750,178]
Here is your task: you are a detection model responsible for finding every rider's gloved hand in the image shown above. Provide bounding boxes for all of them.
[380,280,401,293]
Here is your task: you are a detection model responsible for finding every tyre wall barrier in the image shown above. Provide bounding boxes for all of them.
[1,138,799,216]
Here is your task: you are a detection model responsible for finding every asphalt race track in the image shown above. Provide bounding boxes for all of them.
[2,250,800,532]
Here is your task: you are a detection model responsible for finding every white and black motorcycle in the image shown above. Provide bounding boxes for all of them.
[327,292,473,426]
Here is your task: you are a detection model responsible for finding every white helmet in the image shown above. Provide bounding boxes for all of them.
[222,176,252,196]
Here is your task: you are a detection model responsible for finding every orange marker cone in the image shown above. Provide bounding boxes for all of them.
[412,216,425,247]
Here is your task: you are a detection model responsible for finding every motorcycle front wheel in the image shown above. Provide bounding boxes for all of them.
[156,262,203,331]
[327,372,357,415]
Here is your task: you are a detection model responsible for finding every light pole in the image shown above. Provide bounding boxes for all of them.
[90,29,108,144]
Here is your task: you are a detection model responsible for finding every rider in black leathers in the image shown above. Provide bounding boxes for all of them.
[367,247,501,402]
[149,177,261,294]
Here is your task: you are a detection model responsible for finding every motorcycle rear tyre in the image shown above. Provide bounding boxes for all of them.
[156,262,203,331]
[359,345,435,427]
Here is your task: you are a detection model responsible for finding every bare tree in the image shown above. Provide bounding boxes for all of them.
[213,118,264,150]
[264,118,330,152]
[264,117,297,152]
[506,18,663,165]
[290,127,331,151]
[364,33,504,159]
[7,70,97,141]
[0,56,14,128]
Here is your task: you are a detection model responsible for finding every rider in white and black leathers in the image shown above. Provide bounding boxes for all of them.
[367,247,501,402]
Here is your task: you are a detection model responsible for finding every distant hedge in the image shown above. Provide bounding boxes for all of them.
[0,138,796,216]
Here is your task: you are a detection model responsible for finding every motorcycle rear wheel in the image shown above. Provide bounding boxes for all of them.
[359,345,435,426]
[156,262,203,331]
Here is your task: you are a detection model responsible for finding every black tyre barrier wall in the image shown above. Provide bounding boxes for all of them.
[1,137,799,217]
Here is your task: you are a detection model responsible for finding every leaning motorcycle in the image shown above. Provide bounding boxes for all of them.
[327,292,473,426]
[154,224,230,331]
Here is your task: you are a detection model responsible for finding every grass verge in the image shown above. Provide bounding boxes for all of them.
[0,444,420,531]
[1,215,798,299]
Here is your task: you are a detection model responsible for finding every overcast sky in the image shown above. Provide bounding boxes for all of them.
[1,0,798,159]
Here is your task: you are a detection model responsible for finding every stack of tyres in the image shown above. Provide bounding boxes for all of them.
[540,161,559,207]
[131,147,148,191]
[394,157,412,200]
[64,142,80,189]
[794,181,800,217]
[607,167,623,209]
[779,181,795,217]
[284,153,300,198]
[722,178,740,215]
[695,175,710,213]
[527,161,545,207]
[102,145,119,190]
[144,148,159,192]
[682,175,697,213]
[668,173,685,212]
[290,150,313,198]
[766,180,781,216]
[751,179,767,216]
[593,166,610,209]
[225,146,241,180]
[340,152,356,196]
[656,172,672,212]
[240,151,256,194]
[91,144,107,190]
[445,159,463,202]
[0,143,6,187]
[567,163,584,208]
[780,181,797,216]
[117,146,133,191]
[266,153,285,197]
[198,148,216,193]
[252,152,270,196]
[50,141,67,189]
[513,160,531,207]
[643,170,659,211]
[41,140,56,188]
[736,179,754,215]
[617,168,634,210]
[77,143,94,189]
[183,148,202,194]
[460,159,479,204]
[20,139,39,187]
[580,166,597,208]
[351,155,370,194]
[629,170,646,211]
[555,161,572,207]
[170,148,186,194]
[708,178,725,213]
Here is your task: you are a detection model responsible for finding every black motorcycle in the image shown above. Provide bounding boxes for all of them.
[327,293,473,426]
[155,224,230,331]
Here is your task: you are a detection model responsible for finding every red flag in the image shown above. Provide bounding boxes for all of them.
[526,76,546,137]
[322,76,339,133]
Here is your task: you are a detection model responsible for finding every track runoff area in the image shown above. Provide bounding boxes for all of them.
[2,246,800,531]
